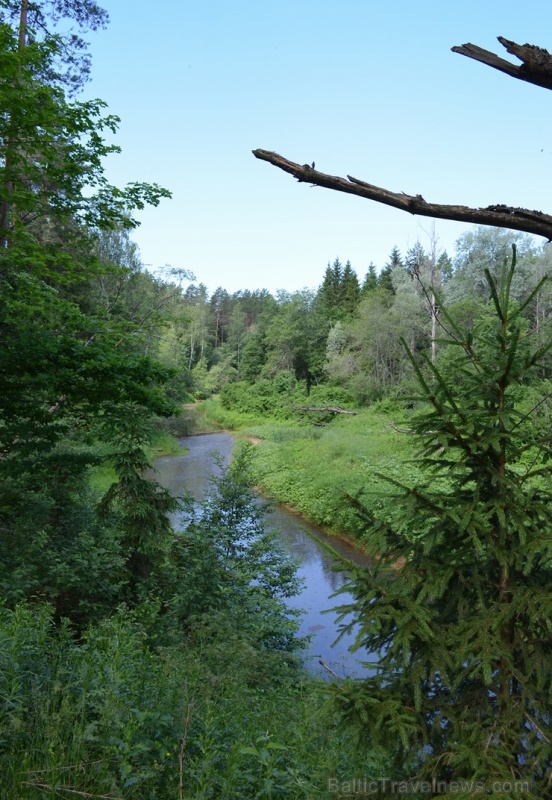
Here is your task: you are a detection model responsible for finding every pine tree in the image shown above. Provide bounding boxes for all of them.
[0,0,109,93]
[334,249,552,796]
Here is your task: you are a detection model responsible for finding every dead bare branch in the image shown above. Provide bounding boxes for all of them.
[452,37,552,91]
[252,149,552,240]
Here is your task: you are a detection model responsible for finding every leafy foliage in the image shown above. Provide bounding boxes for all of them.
[0,600,386,799]
[164,445,304,649]
[0,0,182,625]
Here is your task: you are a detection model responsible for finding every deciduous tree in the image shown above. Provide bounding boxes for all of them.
[0,3,175,623]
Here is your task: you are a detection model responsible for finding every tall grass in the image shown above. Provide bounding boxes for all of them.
[199,396,263,430]
[0,604,386,798]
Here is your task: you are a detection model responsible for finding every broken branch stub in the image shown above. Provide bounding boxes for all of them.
[452,36,552,91]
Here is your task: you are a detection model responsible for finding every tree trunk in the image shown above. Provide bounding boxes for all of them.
[0,0,28,247]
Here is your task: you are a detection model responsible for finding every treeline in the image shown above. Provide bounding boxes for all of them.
[164,227,552,413]
[48,219,550,422]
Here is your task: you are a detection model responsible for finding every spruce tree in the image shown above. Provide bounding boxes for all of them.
[342,260,361,314]
[405,241,427,277]
[378,247,402,294]
[318,257,345,320]
[377,265,395,294]
[362,262,378,294]
[334,249,552,797]
[387,245,403,267]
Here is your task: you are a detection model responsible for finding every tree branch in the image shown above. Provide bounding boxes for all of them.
[252,149,552,240]
[452,37,552,91]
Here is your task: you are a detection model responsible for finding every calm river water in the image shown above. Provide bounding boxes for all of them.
[153,432,374,678]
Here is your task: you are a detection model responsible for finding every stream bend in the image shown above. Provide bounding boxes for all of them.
[153,432,373,677]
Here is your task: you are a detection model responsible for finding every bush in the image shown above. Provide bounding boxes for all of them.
[154,411,194,438]
[307,385,355,408]
[220,377,300,420]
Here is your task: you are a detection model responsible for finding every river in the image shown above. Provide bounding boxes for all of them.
[153,432,374,678]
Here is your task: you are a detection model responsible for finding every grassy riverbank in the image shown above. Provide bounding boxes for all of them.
[200,397,422,548]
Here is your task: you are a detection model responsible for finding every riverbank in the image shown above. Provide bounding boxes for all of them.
[197,397,422,554]
[153,433,376,677]
[173,404,381,563]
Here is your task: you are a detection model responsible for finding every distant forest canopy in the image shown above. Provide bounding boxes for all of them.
[149,225,552,406]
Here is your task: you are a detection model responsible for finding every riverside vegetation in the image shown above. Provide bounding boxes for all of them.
[200,394,421,545]
[0,2,383,796]
[1,0,551,796]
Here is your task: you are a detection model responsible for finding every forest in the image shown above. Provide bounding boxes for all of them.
[1,1,551,798]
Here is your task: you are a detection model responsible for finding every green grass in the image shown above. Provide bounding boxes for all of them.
[203,397,423,548]
[199,395,265,429]
[88,461,118,493]
[147,428,188,457]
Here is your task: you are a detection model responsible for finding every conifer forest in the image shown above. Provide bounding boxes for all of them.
[0,2,551,798]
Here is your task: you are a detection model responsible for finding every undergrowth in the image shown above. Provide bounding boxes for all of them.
[0,448,388,797]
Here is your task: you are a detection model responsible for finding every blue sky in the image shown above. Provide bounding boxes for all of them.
[83,1,552,294]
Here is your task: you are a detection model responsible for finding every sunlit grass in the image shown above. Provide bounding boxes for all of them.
[202,398,423,544]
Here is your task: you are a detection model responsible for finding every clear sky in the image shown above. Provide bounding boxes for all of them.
[82,0,552,295]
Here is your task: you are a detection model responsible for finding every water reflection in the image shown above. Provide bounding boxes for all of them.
[153,433,374,677]
[153,433,233,501]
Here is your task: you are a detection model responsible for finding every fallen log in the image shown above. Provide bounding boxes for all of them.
[293,405,358,415]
